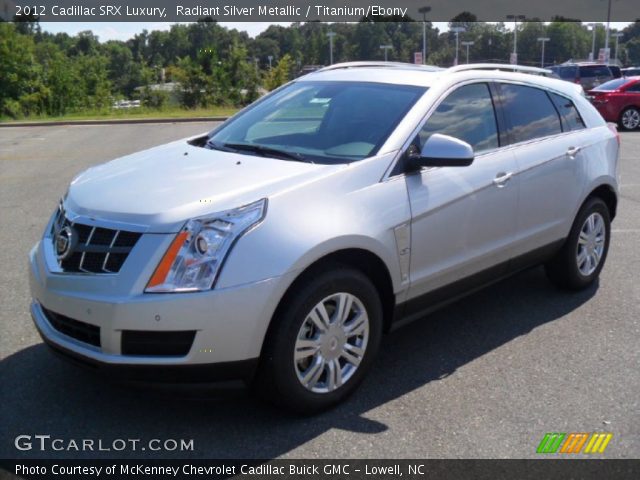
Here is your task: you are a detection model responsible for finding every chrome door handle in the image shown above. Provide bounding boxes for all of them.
[567,146,582,158]
[493,172,513,187]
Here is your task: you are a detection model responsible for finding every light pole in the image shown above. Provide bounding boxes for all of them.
[604,0,612,64]
[267,55,273,69]
[450,27,466,66]
[326,31,336,65]
[380,45,393,62]
[418,6,431,65]
[612,32,624,64]
[461,41,474,64]
[588,23,597,61]
[506,14,526,63]
[537,37,550,67]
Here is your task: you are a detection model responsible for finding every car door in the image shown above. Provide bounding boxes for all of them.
[403,82,520,303]
[496,83,586,260]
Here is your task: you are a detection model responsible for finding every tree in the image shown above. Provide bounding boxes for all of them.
[0,23,42,117]
[264,54,293,91]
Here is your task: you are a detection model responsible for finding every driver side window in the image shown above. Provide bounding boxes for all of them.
[418,83,499,154]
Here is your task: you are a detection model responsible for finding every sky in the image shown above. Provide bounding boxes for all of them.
[41,21,632,43]
[41,21,450,41]
[41,22,293,41]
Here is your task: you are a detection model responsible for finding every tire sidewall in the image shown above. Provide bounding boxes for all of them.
[267,267,383,412]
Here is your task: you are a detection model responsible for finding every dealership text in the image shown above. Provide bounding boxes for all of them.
[16,463,413,477]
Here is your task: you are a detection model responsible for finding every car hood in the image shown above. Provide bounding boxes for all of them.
[66,138,338,232]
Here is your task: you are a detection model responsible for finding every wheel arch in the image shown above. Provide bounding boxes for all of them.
[584,183,618,220]
[259,248,397,361]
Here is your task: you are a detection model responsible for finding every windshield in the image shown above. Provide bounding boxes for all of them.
[593,78,628,91]
[207,81,427,164]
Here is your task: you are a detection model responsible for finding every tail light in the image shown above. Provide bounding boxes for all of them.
[590,93,610,105]
[607,122,620,146]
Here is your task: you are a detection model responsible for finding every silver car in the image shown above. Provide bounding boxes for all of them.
[29,63,620,412]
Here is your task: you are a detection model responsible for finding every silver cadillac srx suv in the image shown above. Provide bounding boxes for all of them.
[29,63,620,412]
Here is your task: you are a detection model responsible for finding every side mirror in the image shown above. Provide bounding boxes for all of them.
[407,133,474,170]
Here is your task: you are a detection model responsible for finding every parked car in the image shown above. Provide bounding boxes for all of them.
[588,76,640,130]
[549,63,614,90]
[622,67,640,77]
[30,62,619,412]
[609,65,623,79]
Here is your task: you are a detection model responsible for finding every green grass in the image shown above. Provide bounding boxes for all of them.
[0,106,239,124]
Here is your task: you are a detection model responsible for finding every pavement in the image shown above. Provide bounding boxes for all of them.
[0,117,229,128]
[0,124,638,460]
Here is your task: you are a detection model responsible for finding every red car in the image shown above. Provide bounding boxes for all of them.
[588,77,640,130]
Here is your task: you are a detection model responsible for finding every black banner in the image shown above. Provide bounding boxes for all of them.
[7,0,640,22]
[2,460,640,480]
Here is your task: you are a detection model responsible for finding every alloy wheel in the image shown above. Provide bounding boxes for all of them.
[622,108,640,130]
[576,212,606,276]
[294,292,369,394]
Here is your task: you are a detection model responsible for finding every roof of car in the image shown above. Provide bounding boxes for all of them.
[298,61,583,98]
[555,62,611,67]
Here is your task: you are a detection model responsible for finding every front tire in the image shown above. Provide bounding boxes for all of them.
[545,197,611,290]
[255,265,383,413]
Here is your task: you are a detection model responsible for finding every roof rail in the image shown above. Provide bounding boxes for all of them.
[447,63,553,75]
[317,61,444,73]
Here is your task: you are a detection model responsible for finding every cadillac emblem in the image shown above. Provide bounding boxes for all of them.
[55,226,76,261]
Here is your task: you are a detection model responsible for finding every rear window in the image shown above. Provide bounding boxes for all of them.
[580,65,612,78]
[553,66,578,80]
[549,93,586,131]
[500,84,562,144]
[593,78,628,91]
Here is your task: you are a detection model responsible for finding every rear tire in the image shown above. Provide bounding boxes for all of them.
[545,197,611,290]
[254,265,383,414]
[619,107,640,131]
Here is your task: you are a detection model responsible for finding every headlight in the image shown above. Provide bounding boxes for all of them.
[145,199,267,292]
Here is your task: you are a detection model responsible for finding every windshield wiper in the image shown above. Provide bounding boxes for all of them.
[205,140,238,153]
[222,143,313,163]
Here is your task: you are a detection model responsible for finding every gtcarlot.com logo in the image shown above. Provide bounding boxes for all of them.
[537,432,612,454]
[15,435,194,452]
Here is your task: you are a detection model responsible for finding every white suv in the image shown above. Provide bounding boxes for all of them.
[29,63,619,412]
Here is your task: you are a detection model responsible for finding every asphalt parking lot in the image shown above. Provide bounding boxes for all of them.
[0,123,638,460]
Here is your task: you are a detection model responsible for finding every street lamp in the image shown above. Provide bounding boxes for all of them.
[450,27,466,66]
[380,45,393,62]
[588,23,598,61]
[326,31,336,65]
[418,6,431,65]
[461,41,474,64]
[612,32,624,64]
[604,0,612,64]
[537,37,550,67]
[506,14,526,64]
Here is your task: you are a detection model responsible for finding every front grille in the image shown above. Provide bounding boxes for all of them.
[42,307,101,348]
[121,330,196,357]
[50,205,142,274]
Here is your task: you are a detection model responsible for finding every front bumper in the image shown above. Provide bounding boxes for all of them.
[29,239,297,381]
